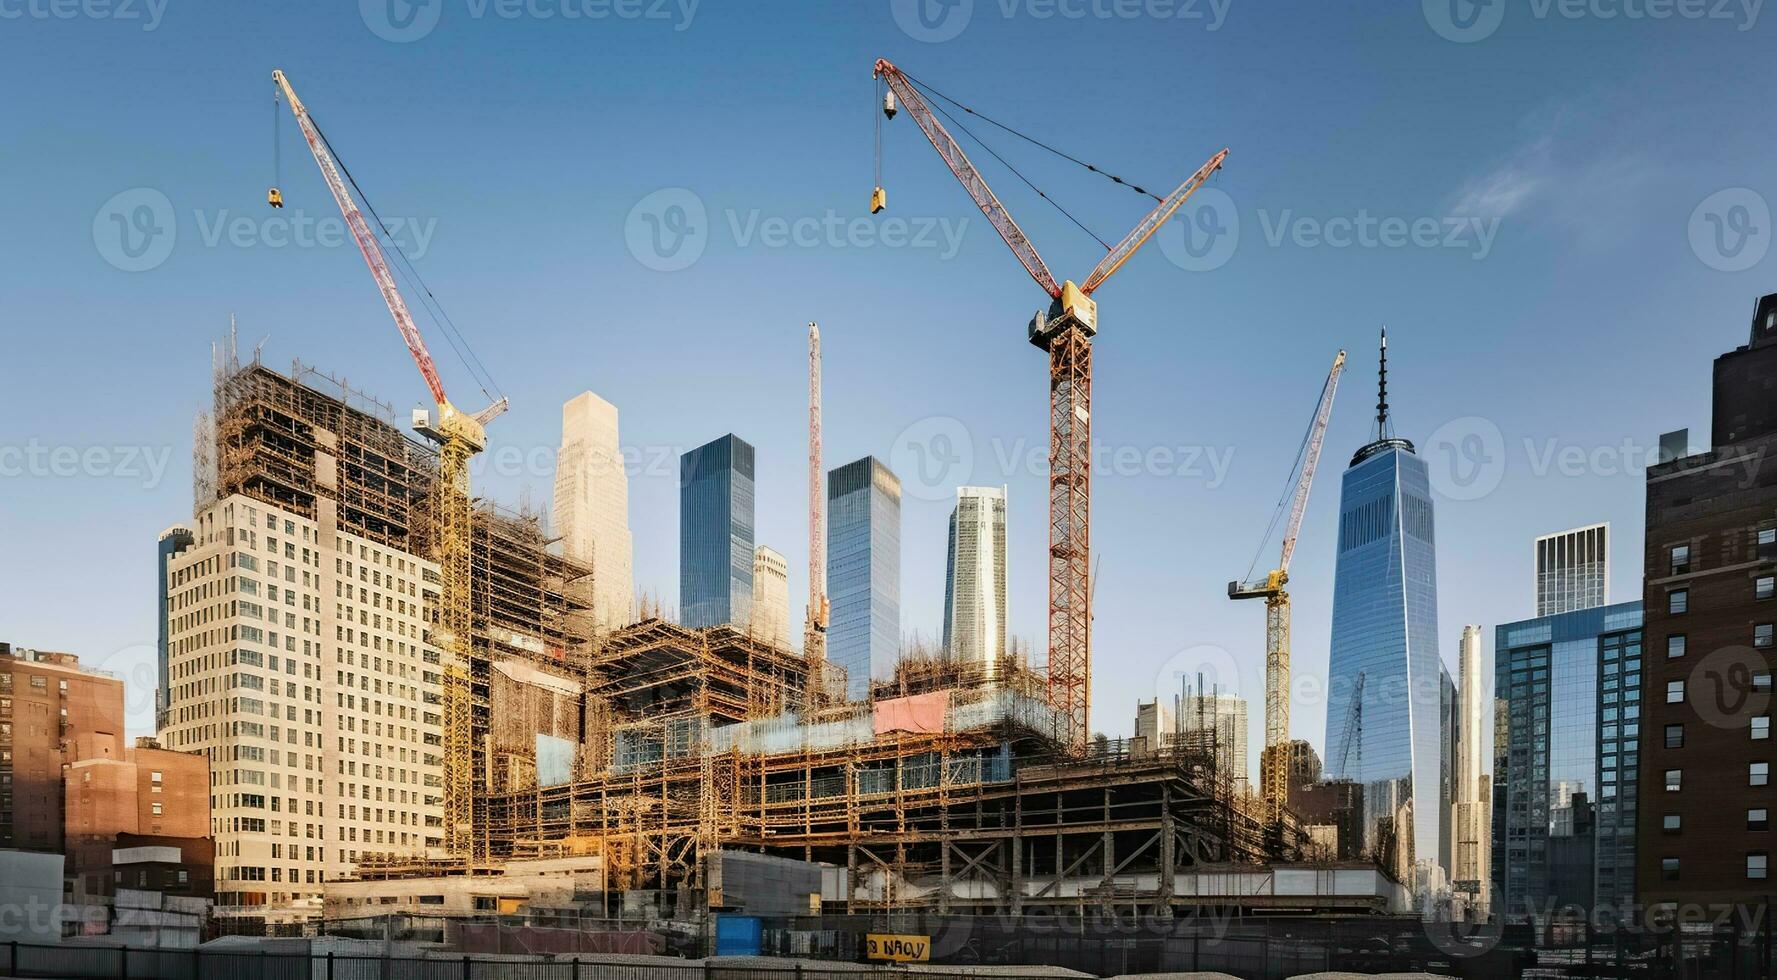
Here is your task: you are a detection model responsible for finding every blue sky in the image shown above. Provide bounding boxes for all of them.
[2,1,1774,767]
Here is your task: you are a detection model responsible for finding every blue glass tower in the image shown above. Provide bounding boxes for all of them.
[827,456,900,701]
[1323,330,1445,876]
[680,434,755,629]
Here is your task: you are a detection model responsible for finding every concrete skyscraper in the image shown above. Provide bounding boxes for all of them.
[680,434,756,630]
[162,494,444,926]
[942,486,1007,678]
[1323,330,1445,879]
[1452,624,1491,920]
[750,545,791,650]
[1534,523,1609,616]
[156,524,194,733]
[827,457,900,701]
[554,391,634,630]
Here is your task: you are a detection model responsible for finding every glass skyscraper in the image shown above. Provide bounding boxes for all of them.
[1490,601,1642,924]
[943,485,1008,677]
[1323,331,1445,878]
[680,434,756,629]
[827,456,900,701]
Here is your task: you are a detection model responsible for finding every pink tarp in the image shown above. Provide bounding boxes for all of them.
[874,691,947,735]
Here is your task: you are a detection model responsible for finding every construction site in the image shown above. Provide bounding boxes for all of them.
[171,64,1418,951]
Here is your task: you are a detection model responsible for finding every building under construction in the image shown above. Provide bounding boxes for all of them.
[202,351,598,863]
[201,349,1385,919]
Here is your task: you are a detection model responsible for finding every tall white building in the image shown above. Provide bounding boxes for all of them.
[1451,624,1491,920]
[750,545,791,650]
[1180,692,1248,793]
[554,391,635,631]
[1534,523,1608,616]
[1133,699,1175,752]
[161,494,444,926]
[942,486,1007,677]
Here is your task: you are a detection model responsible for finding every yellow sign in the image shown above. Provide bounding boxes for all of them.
[865,934,931,962]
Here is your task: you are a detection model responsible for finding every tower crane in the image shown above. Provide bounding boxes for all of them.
[271,69,506,858]
[872,58,1227,753]
[1334,671,1365,777]
[1229,350,1344,810]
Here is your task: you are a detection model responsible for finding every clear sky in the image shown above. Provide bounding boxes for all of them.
[2,1,1773,768]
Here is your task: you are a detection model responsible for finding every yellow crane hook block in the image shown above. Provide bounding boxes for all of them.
[267,187,284,209]
[870,186,886,214]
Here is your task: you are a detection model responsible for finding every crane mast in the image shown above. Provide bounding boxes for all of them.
[805,323,829,701]
[272,69,505,860]
[873,57,1226,753]
[1230,350,1344,811]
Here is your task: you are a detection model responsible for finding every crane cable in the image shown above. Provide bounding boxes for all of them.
[305,112,505,405]
[899,69,1165,204]
[1241,376,1327,586]
[919,88,1112,251]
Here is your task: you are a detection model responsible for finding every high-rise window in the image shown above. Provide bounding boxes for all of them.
[1753,762,1770,787]
[1670,545,1691,574]
[1669,590,1689,614]
[1750,853,1769,880]
[1668,635,1686,658]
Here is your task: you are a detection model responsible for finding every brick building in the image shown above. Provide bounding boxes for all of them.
[1637,291,1777,914]
[64,737,210,906]
[0,645,126,852]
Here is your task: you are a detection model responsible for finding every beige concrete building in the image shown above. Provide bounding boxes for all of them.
[553,391,635,631]
[1451,623,1491,920]
[750,545,791,650]
[161,493,444,927]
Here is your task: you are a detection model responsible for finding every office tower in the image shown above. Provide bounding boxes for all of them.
[1639,292,1777,915]
[0,647,126,852]
[162,495,444,927]
[553,391,635,630]
[157,525,194,733]
[1134,699,1175,752]
[1323,330,1445,877]
[1181,691,1249,791]
[827,457,901,701]
[1491,601,1642,924]
[750,545,791,650]
[1452,625,1492,921]
[942,486,1008,678]
[680,435,756,630]
[1535,523,1610,616]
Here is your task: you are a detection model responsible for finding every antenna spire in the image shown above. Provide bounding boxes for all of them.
[1375,326,1391,440]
